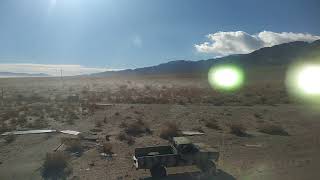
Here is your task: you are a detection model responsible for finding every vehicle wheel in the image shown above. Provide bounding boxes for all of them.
[150,165,167,178]
[203,161,217,177]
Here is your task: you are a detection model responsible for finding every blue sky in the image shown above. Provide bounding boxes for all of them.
[0,0,319,75]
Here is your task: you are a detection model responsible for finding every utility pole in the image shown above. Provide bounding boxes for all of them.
[60,68,64,89]
[220,129,225,166]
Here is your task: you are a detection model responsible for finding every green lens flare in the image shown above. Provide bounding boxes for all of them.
[297,65,320,95]
[286,63,320,104]
[208,65,244,91]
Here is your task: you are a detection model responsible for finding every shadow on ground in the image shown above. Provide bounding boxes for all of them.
[141,169,236,180]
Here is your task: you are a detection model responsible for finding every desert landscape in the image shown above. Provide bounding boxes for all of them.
[1,1,319,179]
[0,72,320,180]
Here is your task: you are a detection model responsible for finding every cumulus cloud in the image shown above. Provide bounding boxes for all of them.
[195,31,320,56]
[0,63,118,76]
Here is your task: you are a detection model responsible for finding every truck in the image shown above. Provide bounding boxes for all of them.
[133,137,219,178]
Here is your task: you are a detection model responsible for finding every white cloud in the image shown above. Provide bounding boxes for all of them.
[0,63,118,76]
[195,31,320,56]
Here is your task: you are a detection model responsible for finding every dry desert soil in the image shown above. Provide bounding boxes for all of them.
[0,76,320,180]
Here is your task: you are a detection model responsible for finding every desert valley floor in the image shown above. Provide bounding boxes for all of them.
[0,76,320,180]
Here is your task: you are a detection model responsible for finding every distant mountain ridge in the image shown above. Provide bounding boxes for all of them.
[0,72,50,77]
[92,40,320,77]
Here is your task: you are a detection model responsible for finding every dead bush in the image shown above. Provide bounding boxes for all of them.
[66,118,74,125]
[119,84,128,90]
[95,121,103,128]
[119,122,128,128]
[0,123,10,134]
[254,113,263,119]
[205,120,221,130]
[259,124,289,136]
[117,132,127,141]
[2,110,18,120]
[90,128,102,133]
[160,122,179,140]
[178,100,186,105]
[102,142,113,155]
[125,120,151,136]
[41,152,71,180]
[68,111,79,120]
[61,138,83,154]
[144,85,151,90]
[4,133,16,143]
[192,126,204,133]
[117,132,135,145]
[31,118,49,128]
[229,123,248,137]
[17,116,27,127]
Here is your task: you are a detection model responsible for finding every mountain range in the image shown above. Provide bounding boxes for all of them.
[91,40,320,77]
[0,72,50,77]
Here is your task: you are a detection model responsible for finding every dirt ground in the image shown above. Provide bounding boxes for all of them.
[0,76,320,180]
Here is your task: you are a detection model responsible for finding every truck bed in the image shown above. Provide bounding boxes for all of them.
[134,145,176,157]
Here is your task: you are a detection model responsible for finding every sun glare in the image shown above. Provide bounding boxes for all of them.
[50,0,57,7]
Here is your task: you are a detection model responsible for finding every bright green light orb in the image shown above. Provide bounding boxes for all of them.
[296,65,320,95]
[208,66,244,91]
[286,63,320,106]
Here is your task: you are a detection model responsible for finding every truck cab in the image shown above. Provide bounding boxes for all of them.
[172,137,199,154]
